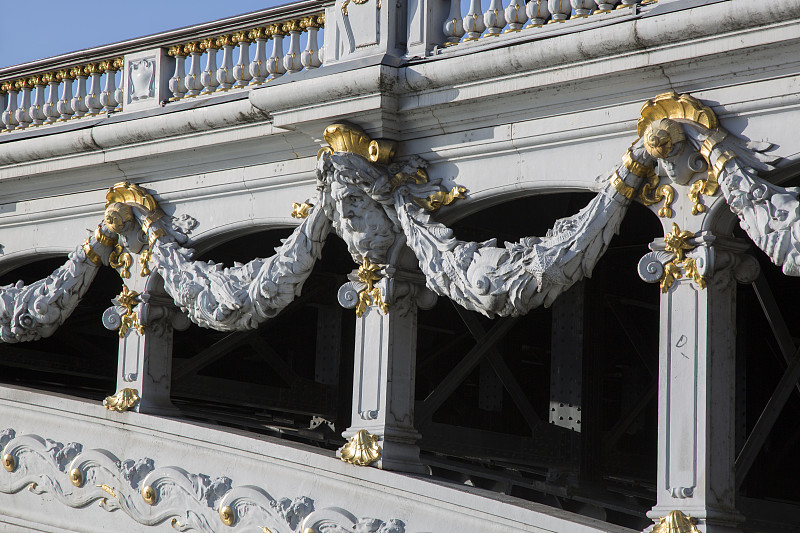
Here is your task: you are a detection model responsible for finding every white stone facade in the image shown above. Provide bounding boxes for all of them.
[2,0,800,532]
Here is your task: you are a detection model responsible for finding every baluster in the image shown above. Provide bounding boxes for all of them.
[505,0,528,31]
[317,13,326,65]
[249,27,271,85]
[267,24,287,81]
[282,20,303,74]
[29,76,47,126]
[71,66,89,119]
[484,0,506,36]
[232,31,252,88]
[99,59,120,113]
[15,78,33,129]
[0,85,7,131]
[184,42,204,97]
[114,64,123,111]
[594,0,619,10]
[3,81,19,131]
[300,16,323,68]
[570,0,594,15]
[43,72,60,124]
[216,34,236,91]
[547,0,572,21]
[56,69,75,122]
[85,63,104,115]
[168,45,187,100]
[619,0,639,6]
[3,82,20,131]
[526,0,550,26]
[200,38,219,95]
[463,0,486,41]
[443,0,465,45]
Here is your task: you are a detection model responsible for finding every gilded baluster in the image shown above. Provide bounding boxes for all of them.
[248,27,271,85]
[267,24,287,80]
[526,0,550,26]
[443,0,465,45]
[15,78,33,128]
[99,59,120,113]
[85,63,104,115]
[463,0,486,41]
[42,72,60,124]
[184,42,204,97]
[29,76,47,126]
[216,35,236,91]
[70,66,89,119]
[56,69,75,121]
[0,85,6,131]
[317,13,326,64]
[483,0,506,36]
[231,31,252,87]
[0,86,6,131]
[300,17,323,69]
[2,82,20,131]
[547,0,572,21]
[167,45,188,100]
[283,20,303,74]
[200,38,220,95]
[113,60,124,111]
[0,83,16,131]
[504,0,528,31]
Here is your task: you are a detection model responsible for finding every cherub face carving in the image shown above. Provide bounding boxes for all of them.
[329,181,396,264]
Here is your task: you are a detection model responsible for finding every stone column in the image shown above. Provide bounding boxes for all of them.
[337,276,435,474]
[642,235,758,533]
[104,273,188,416]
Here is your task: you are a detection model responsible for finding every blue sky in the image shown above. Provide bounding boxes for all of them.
[0,1,290,69]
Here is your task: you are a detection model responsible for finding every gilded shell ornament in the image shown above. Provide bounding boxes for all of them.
[339,429,381,466]
[103,388,140,412]
[652,510,701,533]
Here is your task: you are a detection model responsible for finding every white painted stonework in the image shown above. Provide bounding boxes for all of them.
[2,0,800,532]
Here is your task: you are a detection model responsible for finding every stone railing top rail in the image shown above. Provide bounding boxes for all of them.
[0,0,331,81]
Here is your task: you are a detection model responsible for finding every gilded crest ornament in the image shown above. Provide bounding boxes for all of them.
[658,223,706,293]
[355,258,389,318]
[115,285,145,338]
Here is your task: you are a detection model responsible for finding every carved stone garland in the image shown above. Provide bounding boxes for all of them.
[0,428,406,533]
[631,92,781,291]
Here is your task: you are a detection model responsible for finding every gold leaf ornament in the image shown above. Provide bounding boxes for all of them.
[658,223,706,293]
[340,429,381,466]
[103,388,140,412]
[355,258,389,318]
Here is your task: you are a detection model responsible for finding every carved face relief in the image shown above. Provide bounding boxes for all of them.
[329,181,396,264]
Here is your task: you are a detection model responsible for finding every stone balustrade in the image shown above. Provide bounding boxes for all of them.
[0,60,123,132]
[0,5,326,134]
[166,14,324,101]
[442,0,655,45]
